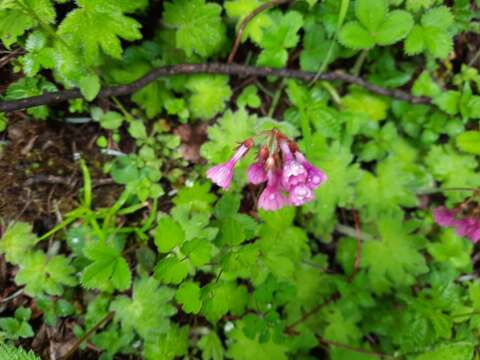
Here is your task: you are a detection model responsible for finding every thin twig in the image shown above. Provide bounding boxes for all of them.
[0,63,431,113]
[62,311,114,360]
[285,295,337,334]
[227,0,293,64]
[335,223,374,241]
[317,338,392,359]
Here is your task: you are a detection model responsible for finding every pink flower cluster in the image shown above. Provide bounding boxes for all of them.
[433,206,480,243]
[206,131,327,211]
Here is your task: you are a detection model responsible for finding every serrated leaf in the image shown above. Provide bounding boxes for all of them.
[163,0,226,57]
[421,6,454,28]
[427,229,472,272]
[0,0,55,47]
[375,10,413,45]
[186,75,232,119]
[201,282,248,323]
[362,216,428,293]
[433,90,460,115]
[413,342,474,360]
[355,0,386,32]
[0,222,39,264]
[81,241,131,291]
[176,281,202,313]
[143,325,189,360]
[58,0,142,65]
[154,217,185,253]
[338,21,375,49]
[15,251,76,297]
[111,277,176,341]
[198,331,224,360]
[155,256,189,284]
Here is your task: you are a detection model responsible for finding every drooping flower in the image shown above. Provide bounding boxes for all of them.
[288,184,314,206]
[247,161,268,184]
[206,141,252,189]
[294,152,327,189]
[433,206,480,243]
[433,207,457,227]
[258,170,288,211]
[279,140,307,190]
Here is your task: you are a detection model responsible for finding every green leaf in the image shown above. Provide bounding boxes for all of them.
[201,282,248,323]
[256,10,303,68]
[176,281,202,313]
[421,6,454,28]
[0,344,41,360]
[0,0,55,48]
[111,277,176,341]
[237,85,261,109]
[198,331,224,360]
[143,325,189,360]
[155,256,189,284]
[342,91,389,121]
[182,239,216,266]
[456,131,480,155]
[355,0,386,32]
[81,241,131,291]
[362,215,428,293]
[58,0,142,65]
[427,229,472,272]
[226,320,288,360]
[78,74,101,101]
[186,75,232,119]
[154,217,185,253]
[433,90,460,115]
[163,0,226,57]
[405,25,426,55]
[338,21,375,49]
[413,342,474,360]
[0,222,39,264]
[15,251,76,297]
[375,10,414,45]
[5,77,57,119]
[426,145,480,203]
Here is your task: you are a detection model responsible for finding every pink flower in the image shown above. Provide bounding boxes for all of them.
[280,140,307,190]
[207,143,250,189]
[289,184,314,206]
[295,152,327,189]
[433,206,480,243]
[258,170,288,211]
[247,161,268,184]
[433,207,457,227]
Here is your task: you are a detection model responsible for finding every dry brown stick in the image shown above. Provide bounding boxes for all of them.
[227,0,293,64]
[0,63,431,113]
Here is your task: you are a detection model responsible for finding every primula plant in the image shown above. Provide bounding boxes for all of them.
[1,0,480,359]
[207,130,327,210]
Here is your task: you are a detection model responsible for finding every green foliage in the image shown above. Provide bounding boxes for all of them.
[2,0,480,359]
[81,241,132,292]
[339,0,414,49]
[163,0,226,57]
[0,344,40,360]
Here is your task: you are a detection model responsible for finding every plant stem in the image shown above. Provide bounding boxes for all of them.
[352,50,369,77]
[62,311,115,360]
[268,79,285,117]
[300,109,312,157]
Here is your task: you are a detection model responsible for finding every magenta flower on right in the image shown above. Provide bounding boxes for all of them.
[433,206,480,243]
